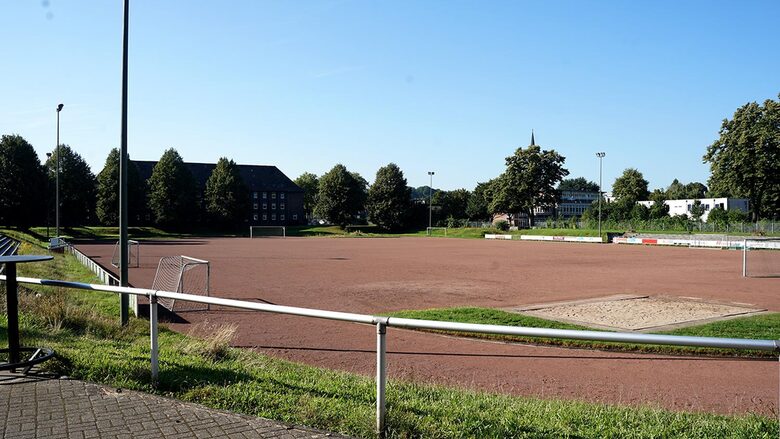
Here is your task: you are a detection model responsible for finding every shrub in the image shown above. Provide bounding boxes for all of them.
[494,220,509,231]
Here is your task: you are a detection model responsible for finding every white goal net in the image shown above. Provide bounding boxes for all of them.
[426,227,448,236]
[249,226,286,238]
[111,240,140,268]
[152,256,210,312]
[742,238,780,278]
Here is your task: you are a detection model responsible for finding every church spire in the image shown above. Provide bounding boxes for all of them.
[530,130,536,146]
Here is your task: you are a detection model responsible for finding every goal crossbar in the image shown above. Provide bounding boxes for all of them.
[111,240,140,268]
[153,255,210,311]
[426,227,448,236]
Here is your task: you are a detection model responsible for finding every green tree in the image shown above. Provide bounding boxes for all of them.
[443,189,471,220]
[147,148,197,228]
[0,134,46,227]
[411,186,437,200]
[432,189,471,223]
[45,145,97,227]
[727,208,748,224]
[558,177,599,192]
[666,179,708,200]
[704,95,780,221]
[684,182,708,199]
[612,168,649,203]
[366,163,411,231]
[315,164,365,228]
[294,172,319,219]
[648,189,670,219]
[666,179,686,200]
[707,206,728,226]
[95,148,146,226]
[489,144,569,226]
[630,203,649,221]
[350,171,369,213]
[689,200,706,222]
[204,157,249,228]
[466,180,494,221]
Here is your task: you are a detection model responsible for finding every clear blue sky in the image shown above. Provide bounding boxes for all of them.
[1,1,778,193]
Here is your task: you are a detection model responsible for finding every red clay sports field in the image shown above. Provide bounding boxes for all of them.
[74,237,780,415]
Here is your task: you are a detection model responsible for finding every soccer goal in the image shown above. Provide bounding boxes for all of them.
[426,227,448,237]
[111,240,140,268]
[249,226,286,238]
[152,256,211,312]
[742,238,780,278]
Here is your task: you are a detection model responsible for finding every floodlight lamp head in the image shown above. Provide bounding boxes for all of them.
[596,152,605,158]
[57,104,64,112]
[428,171,435,176]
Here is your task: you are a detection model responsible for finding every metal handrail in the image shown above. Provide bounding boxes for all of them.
[2,274,779,436]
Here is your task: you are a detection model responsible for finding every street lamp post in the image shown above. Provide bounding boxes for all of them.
[596,152,605,240]
[55,103,64,238]
[427,171,435,234]
[46,152,52,238]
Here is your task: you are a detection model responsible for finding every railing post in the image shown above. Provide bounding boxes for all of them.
[149,293,159,385]
[376,321,387,438]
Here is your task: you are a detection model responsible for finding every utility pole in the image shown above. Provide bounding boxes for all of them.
[427,171,435,234]
[119,0,130,325]
[596,152,605,240]
[55,104,64,237]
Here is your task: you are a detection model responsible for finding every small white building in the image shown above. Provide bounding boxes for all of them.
[637,198,749,221]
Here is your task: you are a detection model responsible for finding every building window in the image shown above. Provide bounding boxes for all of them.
[263,192,267,199]
[272,214,276,220]
[253,214,258,221]
[272,203,276,210]
[293,214,298,220]
[280,203,285,210]
[263,203,267,210]
[253,192,258,199]
[272,192,277,199]
[263,214,267,221]
[253,203,258,210]
[280,214,285,221]
[280,193,285,199]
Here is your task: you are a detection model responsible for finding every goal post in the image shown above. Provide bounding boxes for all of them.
[111,239,140,268]
[152,255,210,312]
[742,238,780,278]
[249,225,286,238]
[426,227,448,236]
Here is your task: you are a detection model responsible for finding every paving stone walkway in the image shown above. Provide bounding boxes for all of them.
[0,374,351,439]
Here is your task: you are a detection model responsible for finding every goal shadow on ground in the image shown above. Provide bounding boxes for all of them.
[136,303,190,324]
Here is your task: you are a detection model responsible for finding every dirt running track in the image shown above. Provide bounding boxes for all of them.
[74,237,780,416]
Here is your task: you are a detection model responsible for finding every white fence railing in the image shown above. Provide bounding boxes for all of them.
[2,275,778,436]
[66,245,139,316]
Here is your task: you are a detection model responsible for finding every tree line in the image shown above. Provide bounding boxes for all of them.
[2,93,777,230]
[0,136,251,230]
[300,94,779,229]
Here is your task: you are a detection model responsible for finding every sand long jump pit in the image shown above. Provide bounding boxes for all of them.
[509,294,768,331]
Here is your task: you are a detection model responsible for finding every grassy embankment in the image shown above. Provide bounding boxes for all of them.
[0,229,776,437]
[385,308,780,358]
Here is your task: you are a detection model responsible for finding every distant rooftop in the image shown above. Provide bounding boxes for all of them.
[132,161,303,193]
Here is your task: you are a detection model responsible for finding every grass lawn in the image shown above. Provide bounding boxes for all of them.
[385,308,780,358]
[0,230,776,437]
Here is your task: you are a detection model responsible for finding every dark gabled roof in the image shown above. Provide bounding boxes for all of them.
[132,160,303,193]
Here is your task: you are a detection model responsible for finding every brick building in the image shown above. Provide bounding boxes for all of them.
[133,161,305,226]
